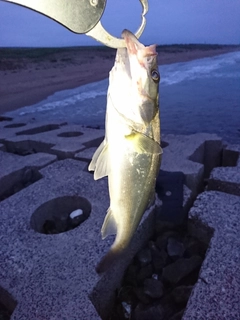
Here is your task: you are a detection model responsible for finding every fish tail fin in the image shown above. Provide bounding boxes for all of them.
[96,243,125,274]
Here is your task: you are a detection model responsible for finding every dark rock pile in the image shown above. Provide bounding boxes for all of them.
[109,222,207,320]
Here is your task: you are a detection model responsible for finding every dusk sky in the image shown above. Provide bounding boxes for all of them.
[0,0,239,47]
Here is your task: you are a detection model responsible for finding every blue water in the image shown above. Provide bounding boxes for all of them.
[5,51,240,144]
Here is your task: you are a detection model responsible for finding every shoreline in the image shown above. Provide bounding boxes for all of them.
[0,45,239,114]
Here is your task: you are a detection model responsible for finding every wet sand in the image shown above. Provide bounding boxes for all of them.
[0,44,239,114]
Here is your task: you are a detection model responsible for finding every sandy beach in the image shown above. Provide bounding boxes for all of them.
[0,44,239,115]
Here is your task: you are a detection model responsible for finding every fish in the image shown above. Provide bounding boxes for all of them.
[88,29,162,273]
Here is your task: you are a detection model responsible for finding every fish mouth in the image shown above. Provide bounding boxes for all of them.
[122,29,157,60]
[121,29,145,55]
[113,30,143,80]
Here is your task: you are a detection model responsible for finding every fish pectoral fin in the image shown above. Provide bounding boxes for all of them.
[88,140,105,171]
[101,208,117,239]
[88,140,110,180]
[125,132,163,155]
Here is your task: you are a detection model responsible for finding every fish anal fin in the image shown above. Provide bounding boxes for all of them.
[101,208,117,239]
[125,132,162,155]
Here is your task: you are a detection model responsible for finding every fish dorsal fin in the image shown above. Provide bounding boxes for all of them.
[125,132,163,155]
[101,208,117,239]
[88,140,110,180]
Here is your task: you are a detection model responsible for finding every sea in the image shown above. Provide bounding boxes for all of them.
[5,51,240,145]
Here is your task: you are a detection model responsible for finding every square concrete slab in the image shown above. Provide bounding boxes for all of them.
[161,133,222,197]
[0,159,160,320]
[208,144,240,196]
[185,191,240,319]
[0,150,57,201]
[1,121,104,159]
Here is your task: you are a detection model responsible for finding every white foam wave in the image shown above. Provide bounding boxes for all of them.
[160,51,240,86]
[19,88,107,115]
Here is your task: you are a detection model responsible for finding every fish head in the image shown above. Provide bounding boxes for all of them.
[122,29,160,125]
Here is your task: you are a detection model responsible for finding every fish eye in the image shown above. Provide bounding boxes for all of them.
[151,69,160,82]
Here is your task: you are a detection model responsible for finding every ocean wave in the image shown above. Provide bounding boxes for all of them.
[5,51,240,123]
[19,89,107,115]
[160,51,240,86]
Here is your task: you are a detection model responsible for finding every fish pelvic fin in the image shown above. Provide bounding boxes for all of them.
[125,132,162,155]
[88,140,110,180]
[101,208,117,239]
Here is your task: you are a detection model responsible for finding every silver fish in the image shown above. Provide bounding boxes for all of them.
[89,29,162,273]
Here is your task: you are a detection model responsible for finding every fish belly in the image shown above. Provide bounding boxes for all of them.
[107,138,160,248]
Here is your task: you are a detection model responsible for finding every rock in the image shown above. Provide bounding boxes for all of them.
[117,285,134,304]
[160,295,178,319]
[171,285,193,304]
[69,209,86,228]
[124,264,139,286]
[69,209,83,219]
[184,236,206,258]
[55,216,69,232]
[152,273,158,280]
[162,255,202,284]
[42,220,57,234]
[109,303,125,320]
[137,264,153,283]
[122,301,132,319]
[155,231,179,250]
[149,242,168,272]
[136,247,152,267]
[133,303,165,320]
[167,237,185,258]
[154,221,177,235]
[143,278,164,299]
[168,309,185,320]
[133,287,151,305]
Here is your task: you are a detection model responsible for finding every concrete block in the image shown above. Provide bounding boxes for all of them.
[156,170,185,224]
[0,121,230,319]
[0,150,57,201]
[75,147,97,163]
[0,159,160,320]
[161,133,222,196]
[222,144,240,167]
[0,118,67,141]
[1,121,104,160]
[208,166,240,196]
[184,191,240,319]
[0,116,13,129]
[208,144,240,196]
[74,132,221,225]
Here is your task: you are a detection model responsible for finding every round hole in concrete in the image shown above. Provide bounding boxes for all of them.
[4,123,26,128]
[57,132,83,138]
[30,195,91,234]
